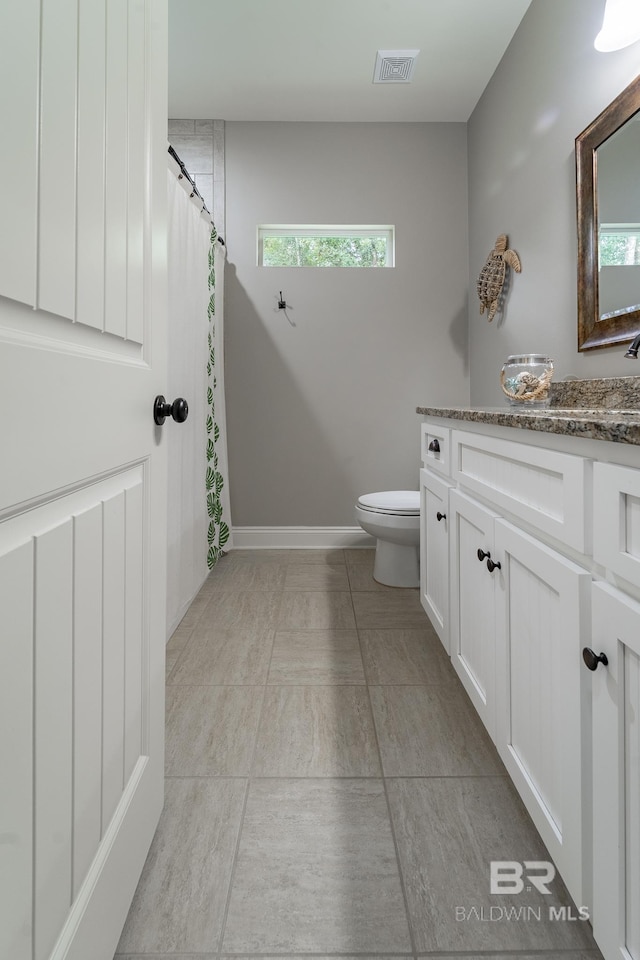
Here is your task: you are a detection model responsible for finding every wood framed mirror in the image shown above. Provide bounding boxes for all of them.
[576,72,640,351]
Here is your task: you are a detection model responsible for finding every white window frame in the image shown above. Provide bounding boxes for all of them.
[598,222,640,267]
[257,224,395,267]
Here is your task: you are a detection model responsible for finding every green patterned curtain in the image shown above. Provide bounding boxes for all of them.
[206,226,230,568]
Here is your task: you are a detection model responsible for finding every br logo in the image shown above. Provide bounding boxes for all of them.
[490,861,556,895]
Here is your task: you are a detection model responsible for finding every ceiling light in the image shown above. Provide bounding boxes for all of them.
[373,50,420,83]
[594,0,640,51]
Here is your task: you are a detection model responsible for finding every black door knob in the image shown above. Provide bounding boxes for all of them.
[436,511,447,522]
[582,647,608,671]
[154,395,189,426]
[486,557,502,573]
[477,548,490,562]
[428,438,440,453]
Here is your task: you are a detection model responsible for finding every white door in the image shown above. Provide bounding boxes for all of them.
[419,467,452,653]
[0,3,168,960]
[494,519,590,909]
[449,489,499,739]
[591,581,640,960]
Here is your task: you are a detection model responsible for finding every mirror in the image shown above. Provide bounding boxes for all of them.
[576,72,640,351]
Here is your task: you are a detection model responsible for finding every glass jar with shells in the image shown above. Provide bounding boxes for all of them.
[500,355,554,407]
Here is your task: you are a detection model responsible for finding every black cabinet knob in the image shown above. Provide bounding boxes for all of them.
[582,647,608,671]
[154,395,189,426]
[477,548,490,562]
[487,557,502,573]
[428,438,440,453]
[436,511,447,522]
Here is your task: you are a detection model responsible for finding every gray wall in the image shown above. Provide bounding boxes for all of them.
[224,121,469,526]
[467,0,640,404]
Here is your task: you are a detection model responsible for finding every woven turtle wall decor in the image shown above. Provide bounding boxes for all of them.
[477,234,521,321]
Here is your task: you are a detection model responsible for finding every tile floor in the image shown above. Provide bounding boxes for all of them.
[115,548,603,960]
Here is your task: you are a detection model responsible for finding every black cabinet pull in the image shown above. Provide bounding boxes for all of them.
[428,438,440,453]
[487,557,501,573]
[436,511,446,522]
[477,548,490,562]
[582,648,608,671]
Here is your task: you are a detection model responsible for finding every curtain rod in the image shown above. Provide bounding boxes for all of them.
[168,144,225,245]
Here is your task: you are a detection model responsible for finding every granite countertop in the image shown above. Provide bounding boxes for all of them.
[416,376,640,445]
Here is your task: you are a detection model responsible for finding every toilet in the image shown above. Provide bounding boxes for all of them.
[355,490,420,587]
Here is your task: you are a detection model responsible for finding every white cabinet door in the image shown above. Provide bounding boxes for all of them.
[420,468,453,652]
[594,462,640,589]
[449,489,500,739]
[590,581,640,960]
[494,519,591,908]
[0,4,168,960]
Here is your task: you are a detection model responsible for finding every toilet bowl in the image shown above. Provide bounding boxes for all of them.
[355,490,420,587]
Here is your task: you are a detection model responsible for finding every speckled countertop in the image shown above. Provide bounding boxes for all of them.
[417,376,640,445]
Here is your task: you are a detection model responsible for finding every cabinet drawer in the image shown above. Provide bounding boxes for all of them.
[594,462,640,587]
[452,430,590,552]
[421,421,451,476]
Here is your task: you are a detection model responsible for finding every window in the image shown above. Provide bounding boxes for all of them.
[599,223,640,267]
[257,225,395,267]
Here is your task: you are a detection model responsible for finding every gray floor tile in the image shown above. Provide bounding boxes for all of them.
[175,591,212,631]
[277,590,356,629]
[285,548,346,564]
[252,686,380,776]
[229,548,297,562]
[222,779,412,953]
[195,590,282,636]
[165,623,195,678]
[268,628,365,684]
[168,628,275,685]
[192,557,240,597]
[125,549,606,960]
[283,562,350,591]
[347,557,399,592]
[165,685,263,776]
[370,684,505,777]
[387,777,597,953]
[421,954,602,959]
[344,547,376,564]
[117,778,246,955]
[201,559,288,591]
[360,626,455,684]
[352,589,428,628]
[166,621,194,656]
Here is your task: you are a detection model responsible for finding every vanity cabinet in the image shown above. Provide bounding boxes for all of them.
[447,485,588,903]
[448,488,499,736]
[419,411,640,960]
[590,581,640,960]
[589,461,640,960]
[419,467,452,652]
[493,518,590,905]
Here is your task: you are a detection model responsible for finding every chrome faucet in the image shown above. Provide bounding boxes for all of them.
[624,333,640,358]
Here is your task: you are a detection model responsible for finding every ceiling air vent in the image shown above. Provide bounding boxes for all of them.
[373,49,420,83]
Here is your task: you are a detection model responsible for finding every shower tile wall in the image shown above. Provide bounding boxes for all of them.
[168,119,225,236]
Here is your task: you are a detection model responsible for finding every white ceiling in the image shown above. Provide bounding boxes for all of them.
[169,0,533,123]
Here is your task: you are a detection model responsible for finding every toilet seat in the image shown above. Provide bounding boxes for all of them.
[357,490,420,516]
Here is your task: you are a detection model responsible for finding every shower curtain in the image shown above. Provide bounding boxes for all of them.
[206,224,232,567]
[166,155,232,633]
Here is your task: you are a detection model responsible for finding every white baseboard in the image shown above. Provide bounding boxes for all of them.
[231,526,376,549]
